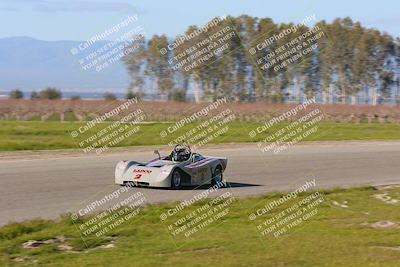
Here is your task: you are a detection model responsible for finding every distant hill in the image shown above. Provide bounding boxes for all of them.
[0,36,129,91]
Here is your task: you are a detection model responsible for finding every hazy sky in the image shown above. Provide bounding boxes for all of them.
[0,0,399,41]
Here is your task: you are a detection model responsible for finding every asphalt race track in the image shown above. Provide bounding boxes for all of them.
[1,141,399,226]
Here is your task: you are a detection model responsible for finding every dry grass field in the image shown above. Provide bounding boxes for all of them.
[1,99,400,123]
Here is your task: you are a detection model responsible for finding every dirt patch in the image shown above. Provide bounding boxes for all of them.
[22,235,74,252]
[97,243,115,249]
[332,200,348,208]
[367,221,399,229]
[371,246,400,251]
[12,256,38,263]
[376,185,400,190]
[154,246,221,256]
[22,240,46,249]
[373,193,399,205]
[21,235,117,254]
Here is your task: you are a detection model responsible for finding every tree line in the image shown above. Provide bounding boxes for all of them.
[9,88,63,100]
[8,88,122,101]
[123,16,400,104]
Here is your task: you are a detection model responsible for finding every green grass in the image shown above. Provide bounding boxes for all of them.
[0,121,400,151]
[1,186,400,266]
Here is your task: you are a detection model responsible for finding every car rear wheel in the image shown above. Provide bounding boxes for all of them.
[171,169,182,189]
[211,166,223,186]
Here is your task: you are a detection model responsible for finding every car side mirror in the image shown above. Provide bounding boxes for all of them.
[154,150,161,159]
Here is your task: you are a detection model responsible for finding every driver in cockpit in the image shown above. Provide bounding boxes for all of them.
[167,145,191,162]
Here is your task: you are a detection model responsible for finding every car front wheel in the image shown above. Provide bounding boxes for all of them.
[171,169,182,189]
[211,166,223,187]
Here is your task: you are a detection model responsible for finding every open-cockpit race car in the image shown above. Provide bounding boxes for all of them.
[115,144,227,189]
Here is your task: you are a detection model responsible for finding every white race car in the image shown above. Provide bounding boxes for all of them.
[115,144,227,189]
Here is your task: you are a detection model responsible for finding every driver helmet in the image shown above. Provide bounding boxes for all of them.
[173,148,190,161]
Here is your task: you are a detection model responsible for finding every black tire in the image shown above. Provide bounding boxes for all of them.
[171,169,182,189]
[211,166,223,187]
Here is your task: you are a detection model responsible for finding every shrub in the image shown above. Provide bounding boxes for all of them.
[9,89,24,99]
[169,90,186,102]
[30,91,40,100]
[126,90,142,100]
[39,87,62,100]
[104,92,117,101]
[70,95,81,100]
